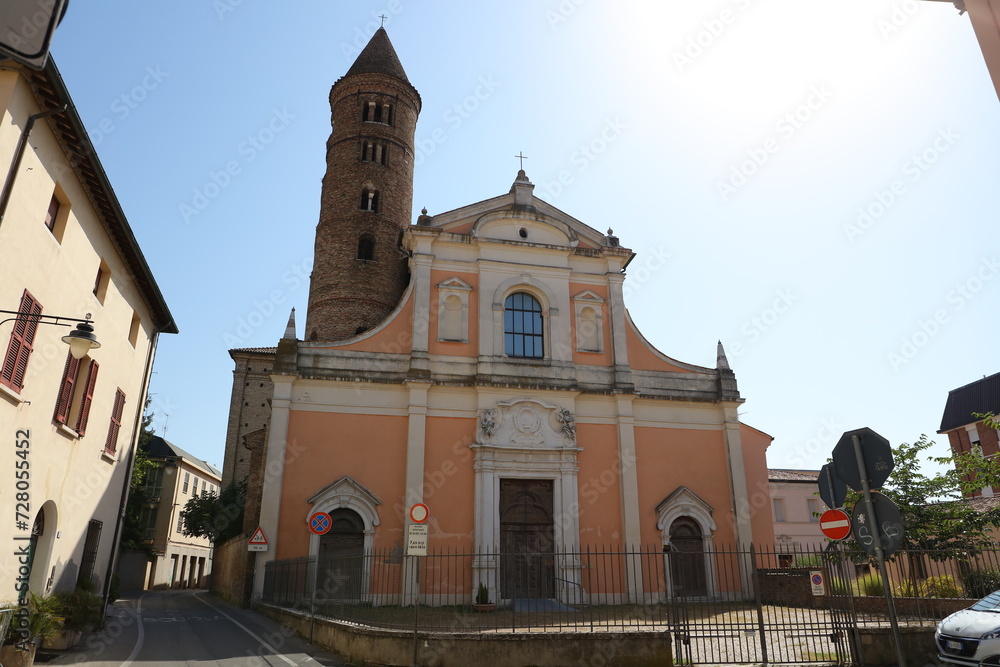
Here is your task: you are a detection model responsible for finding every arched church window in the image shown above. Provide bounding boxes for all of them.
[357,235,375,261]
[362,101,393,126]
[504,292,543,358]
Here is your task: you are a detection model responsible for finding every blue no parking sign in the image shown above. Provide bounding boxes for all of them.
[309,512,332,535]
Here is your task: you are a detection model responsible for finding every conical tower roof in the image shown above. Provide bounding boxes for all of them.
[345,28,411,83]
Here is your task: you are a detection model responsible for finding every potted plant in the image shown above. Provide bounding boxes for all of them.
[1,594,64,667]
[44,589,102,649]
[473,582,495,612]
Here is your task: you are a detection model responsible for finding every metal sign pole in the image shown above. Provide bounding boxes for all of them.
[411,555,421,667]
[852,434,906,667]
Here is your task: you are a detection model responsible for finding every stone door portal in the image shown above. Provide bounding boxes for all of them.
[499,479,555,599]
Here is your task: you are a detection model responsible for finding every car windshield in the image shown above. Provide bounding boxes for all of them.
[971,591,1000,612]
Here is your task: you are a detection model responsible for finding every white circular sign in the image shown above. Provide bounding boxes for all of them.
[409,503,429,524]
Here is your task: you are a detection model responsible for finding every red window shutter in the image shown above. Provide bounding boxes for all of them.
[45,196,59,231]
[105,389,126,454]
[75,361,99,436]
[53,352,81,425]
[1,291,42,392]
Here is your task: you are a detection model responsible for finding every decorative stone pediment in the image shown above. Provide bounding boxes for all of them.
[478,398,576,448]
[307,475,381,528]
[656,486,716,534]
[437,276,472,292]
[572,289,605,304]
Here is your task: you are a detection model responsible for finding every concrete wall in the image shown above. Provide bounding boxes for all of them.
[856,627,943,667]
[258,603,672,667]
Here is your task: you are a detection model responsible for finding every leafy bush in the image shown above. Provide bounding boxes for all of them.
[894,578,921,597]
[922,574,963,599]
[857,573,884,596]
[964,569,1000,599]
[54,589,103,632]
[793,554,824,568]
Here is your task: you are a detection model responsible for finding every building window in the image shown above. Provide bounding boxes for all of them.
[44,195,60,231]
[128,312,141,348]
[139,506,158,541]
[504,292,543,358]
[357,235,375,260]
[360,141,388,165]
[773,498,786,522]
[807,498,819,522]
[44,190,69,242]
[359,189,379,212]
[202,479,208,497]
[1,290,42,393]
[362,101,393,125]
[77,520,103,589]
[183,472,190,494]
[177,513,184,533]
[105,389,126,455]
[53,353,99,435]
[93,260,110,304]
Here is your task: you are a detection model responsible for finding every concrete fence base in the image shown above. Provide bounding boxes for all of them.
[257,603,672,667]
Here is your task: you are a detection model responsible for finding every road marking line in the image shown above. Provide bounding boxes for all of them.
[121,594,145,667]
[194,593,302,667]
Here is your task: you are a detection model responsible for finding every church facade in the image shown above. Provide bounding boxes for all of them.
[232,29,775,606]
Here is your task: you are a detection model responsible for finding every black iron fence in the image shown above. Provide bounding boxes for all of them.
[260,543,1000,665]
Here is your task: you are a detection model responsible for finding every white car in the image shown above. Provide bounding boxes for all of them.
[937,590,1000,666]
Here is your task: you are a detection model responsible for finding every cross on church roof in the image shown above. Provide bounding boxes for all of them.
[379,14,388,27]
[515,152,528,170]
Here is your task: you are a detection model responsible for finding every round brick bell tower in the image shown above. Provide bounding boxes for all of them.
[305,28,421,341]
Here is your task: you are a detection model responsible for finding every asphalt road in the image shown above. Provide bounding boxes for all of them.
[47,590,350,667]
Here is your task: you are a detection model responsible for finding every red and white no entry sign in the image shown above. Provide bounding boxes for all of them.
[409,503,429,524]
[820,509,852,540]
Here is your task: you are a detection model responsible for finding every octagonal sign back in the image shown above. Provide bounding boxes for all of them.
[832,427,893,491]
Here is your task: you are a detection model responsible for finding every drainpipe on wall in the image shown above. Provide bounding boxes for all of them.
[0,102,68,228]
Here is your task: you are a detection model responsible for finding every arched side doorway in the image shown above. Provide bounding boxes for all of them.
[317,509,365,601]
[26,501,57,596]
[656,487,716,600]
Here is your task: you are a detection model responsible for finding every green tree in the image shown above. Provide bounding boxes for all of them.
[842,435,1000,555]
[179,479,246,543]
[120,396,158,551]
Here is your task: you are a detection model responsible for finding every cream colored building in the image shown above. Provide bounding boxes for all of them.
[768,469,826,556]
[135,437,219,590]
[0,59,176,606]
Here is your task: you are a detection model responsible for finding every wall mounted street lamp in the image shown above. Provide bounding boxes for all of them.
[0,310,101,359]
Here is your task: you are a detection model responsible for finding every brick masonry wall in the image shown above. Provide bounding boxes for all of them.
[222,351,275,489]
[305,71,421,342]
[210,532,253,607]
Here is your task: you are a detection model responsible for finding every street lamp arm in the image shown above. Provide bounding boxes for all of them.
[0,309,93,327]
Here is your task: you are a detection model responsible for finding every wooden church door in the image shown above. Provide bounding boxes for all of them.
[670,517,708,597]
[499,479,555,599]
[318,508,365,601]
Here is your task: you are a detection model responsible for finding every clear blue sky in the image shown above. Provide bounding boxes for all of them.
[49,2,1000,473]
